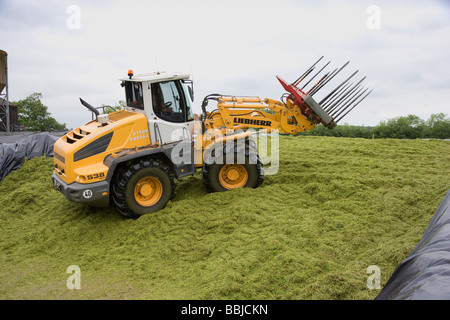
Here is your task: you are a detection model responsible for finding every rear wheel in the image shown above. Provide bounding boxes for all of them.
[112,158,175,219]
[202,140,264,192]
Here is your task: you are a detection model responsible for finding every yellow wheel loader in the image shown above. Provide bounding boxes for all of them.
[52,57,372,218]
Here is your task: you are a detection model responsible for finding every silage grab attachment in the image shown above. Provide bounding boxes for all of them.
[277,56,372,129]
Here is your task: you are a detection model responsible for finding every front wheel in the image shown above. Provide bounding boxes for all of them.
[112,158,174,219]
[202,143,264,193]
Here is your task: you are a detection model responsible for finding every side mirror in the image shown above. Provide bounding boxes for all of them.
[183,79,194,102]
[188,85,194,102]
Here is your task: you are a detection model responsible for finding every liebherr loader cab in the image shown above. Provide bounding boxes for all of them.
[121,71,195,145]
[53,59,371,219]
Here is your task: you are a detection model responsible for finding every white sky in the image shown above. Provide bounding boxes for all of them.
[1,0,450,129]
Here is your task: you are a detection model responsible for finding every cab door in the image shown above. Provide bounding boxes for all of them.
[147,80,194,145]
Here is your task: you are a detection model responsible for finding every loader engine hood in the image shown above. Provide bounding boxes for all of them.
[53,110,151,185]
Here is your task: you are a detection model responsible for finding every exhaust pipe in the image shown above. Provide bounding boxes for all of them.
[79,98,100,119]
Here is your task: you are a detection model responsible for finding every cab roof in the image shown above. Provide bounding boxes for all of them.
[120,71,190,83]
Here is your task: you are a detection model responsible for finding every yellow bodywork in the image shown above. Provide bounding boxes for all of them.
[53,110,151,185]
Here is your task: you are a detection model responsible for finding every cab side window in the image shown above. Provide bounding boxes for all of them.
[125,82,144,110]
[151,81,187,123]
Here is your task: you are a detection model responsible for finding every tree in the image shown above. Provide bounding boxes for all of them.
[372,114,425,139]
[297,113,449,139]
[425,113,450,139]
[15,93,67,132]
[372,114,450,139]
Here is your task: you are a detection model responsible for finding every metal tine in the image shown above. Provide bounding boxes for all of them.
[306,71,330,95]
[311,61,349,96]
[309,68,337,96]
[322,82,352,110]
[319,69,359,105]
[326,83,362,114]
[294,67,316,88]
[301,61,331,90]
[327,85,361,116]
[333,87,369,119]
[292,56,324,86]
[326,76,366,113]
[329,85,365,117]
[335,89,373,123]
[324,82,357,111]
[310,61,350,96]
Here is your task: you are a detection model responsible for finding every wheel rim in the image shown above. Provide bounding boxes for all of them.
[219,164,248,189]
[134,177,163,207]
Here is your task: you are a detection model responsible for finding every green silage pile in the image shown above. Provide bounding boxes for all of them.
[0,136,449,300]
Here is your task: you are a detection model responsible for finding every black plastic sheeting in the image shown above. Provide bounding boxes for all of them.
[376,190,450,300]
[0,133,58,182]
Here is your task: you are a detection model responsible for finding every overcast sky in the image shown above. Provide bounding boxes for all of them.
[1,0,449,129]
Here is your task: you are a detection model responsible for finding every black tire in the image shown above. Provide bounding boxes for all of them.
[111,158,175,219]
[202,140,264,193]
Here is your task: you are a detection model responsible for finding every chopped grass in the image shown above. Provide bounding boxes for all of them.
[0,136,449,300]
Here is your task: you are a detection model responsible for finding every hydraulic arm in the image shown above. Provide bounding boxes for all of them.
[202,95,315,135]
